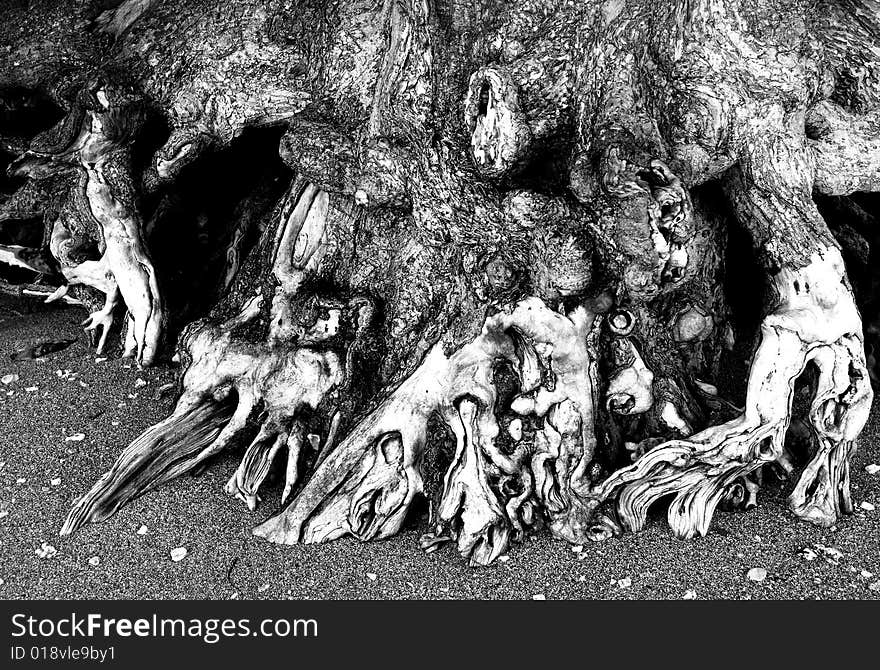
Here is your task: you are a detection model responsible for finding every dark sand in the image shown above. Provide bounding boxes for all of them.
[1,295,879,600]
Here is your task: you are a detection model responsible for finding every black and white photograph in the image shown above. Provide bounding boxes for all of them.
[1,0,879,648]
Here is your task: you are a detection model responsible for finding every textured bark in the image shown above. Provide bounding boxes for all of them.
[0,0,877,565]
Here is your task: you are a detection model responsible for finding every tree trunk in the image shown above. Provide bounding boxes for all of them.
[0,0,876,565]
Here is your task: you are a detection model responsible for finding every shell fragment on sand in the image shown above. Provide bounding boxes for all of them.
[170,547,187,562]
[746,567,767,582]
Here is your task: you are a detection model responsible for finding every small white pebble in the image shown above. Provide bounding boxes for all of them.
[860,501,875,511]
[88,556,100,567]
[869,581,880,592]
[1,373,19,385]
[498,555,510,563]
[24,386,38,393]
[50,477,61,486]
[257,583,269,593]
[683,589,697,600]
[366,573,377,581]
[532,594,546,600]
[861,570,874,579]
[571,545,584,554]
[94,357,108,363]
[170,547,187,562]
[0,511,8,519]
[0,578,4,586]
[64,433,85,442]
[134,378,147,388]
[36,542,57,559]
[617,577,632,589]
[111,421,120,426]
[15,478,26,485]
[136,525,148,535]
[865,464,880,475]
[747,567,767,582]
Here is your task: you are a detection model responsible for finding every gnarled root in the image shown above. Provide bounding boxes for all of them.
[594,250,872,537]
[254,297,603,565]
[61,181,355,534]
[61,400,233,534]
[9,79,165,365]
[60,297,346,534]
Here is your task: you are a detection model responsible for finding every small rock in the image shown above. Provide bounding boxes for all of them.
[1,373,19,385]
[36,542,57,559]
[65,433,85,442]
[861,570,874,579]
[111,421,120,426]
[136,525,148,535]
[498,555,510,563]
[683,589,697,600]
[170,547,187,562]
[865,464,880,475]
[257,583,269,593]
[571,545,583,554]
[94,357,108,363]
[24,386,38,392]
[0,510,8,519]
[532,594,546,600]
[859,501,875,511]
[869,581,880,592]
[0,578,4,586]
[617,577,632,589]
[15,477,26,485]
[134,378,147,388]
[88,556,100,567]
[747,567,767,582]
[50,477,61,487]
[366,573,377,581]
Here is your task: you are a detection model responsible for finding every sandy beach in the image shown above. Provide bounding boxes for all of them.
[1,295,878,600]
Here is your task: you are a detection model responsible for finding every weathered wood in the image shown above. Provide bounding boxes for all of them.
[0,0,875,565]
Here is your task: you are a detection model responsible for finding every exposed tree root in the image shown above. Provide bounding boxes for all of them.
[254,298,603,565]
[61,181,361,533]
[594,249,873,537]
[8,79,165,365]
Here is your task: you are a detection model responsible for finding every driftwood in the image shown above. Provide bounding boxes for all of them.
[0,0,876,565]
